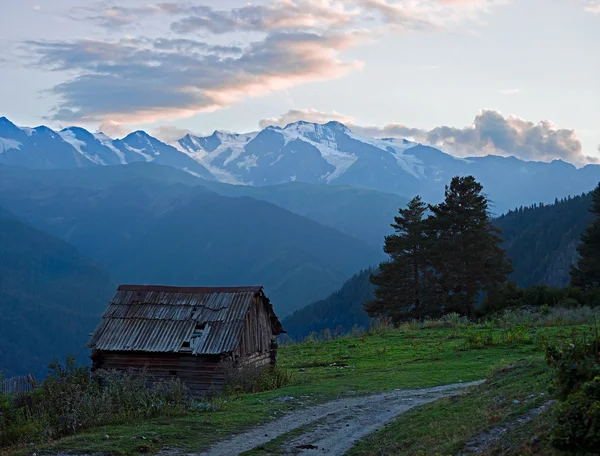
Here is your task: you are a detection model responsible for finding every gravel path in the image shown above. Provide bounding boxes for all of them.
[197,380,483,456]
[458,400,556,455]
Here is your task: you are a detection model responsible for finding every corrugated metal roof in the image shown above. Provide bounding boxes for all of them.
[87,284,284,355]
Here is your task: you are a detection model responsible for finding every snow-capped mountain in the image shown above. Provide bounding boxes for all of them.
[1,115,599,213]
[0,117,213,180]
[171,120,423,187]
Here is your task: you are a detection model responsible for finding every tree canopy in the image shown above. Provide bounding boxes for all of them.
[367,176,512,321]
[571,182,600,289]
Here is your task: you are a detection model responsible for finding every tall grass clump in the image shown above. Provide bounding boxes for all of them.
[220,360,294,395]
[0,356,190,447]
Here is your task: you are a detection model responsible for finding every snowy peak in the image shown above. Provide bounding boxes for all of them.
[324,120,351,134]
[2,116,599,214]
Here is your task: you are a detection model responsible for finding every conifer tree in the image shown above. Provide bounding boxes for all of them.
[365,196,435,322]
[428,176,512,319]
[571,182,600,289]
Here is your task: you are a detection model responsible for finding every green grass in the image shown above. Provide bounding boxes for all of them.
[348,358,552,456]
[5,324,591,456]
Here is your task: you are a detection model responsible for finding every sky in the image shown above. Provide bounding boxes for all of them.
[0,0,598,165]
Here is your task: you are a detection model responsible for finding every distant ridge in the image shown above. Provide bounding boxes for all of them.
[2,116,600,213]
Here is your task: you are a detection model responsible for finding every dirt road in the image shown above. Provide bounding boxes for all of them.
[197,380,483,455]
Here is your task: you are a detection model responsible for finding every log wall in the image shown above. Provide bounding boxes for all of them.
[95,351,225,394]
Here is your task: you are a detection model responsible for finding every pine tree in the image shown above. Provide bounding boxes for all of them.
[428,176,513,319]
[365,196,436,322]
[571,182,600,289]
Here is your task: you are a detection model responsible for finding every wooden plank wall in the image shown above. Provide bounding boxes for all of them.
[97,352,225,394]
[1,376,35,395]
[237,296,276,360]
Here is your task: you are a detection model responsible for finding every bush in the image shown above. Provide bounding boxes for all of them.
[546,335,600,400]
[546,335,600,454]
[481,280,524,315]
[221,360,293,394]
[583,287,600,308]
[550,377,600,454]
[0,356,191,447]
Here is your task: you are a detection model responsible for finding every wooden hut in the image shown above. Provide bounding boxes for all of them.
[87,284,285,394]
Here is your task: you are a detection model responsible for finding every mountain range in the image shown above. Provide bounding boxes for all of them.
[0,163,387,319]
[2,116,599,214]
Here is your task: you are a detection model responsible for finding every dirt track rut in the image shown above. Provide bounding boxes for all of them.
[197,380,483,456]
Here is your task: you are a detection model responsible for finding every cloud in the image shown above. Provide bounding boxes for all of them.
[260,108,596,165]
[151,125,196,143]
[171,1,359,35]
[97,120,128,138]
[74,0,508,34]
[354,0,510,32]
[70,3,185,29]
[259,109,355,128]
[584,0,600,13]
[28,31,364,125]
[499,88,520,95]
[32,0,509,127]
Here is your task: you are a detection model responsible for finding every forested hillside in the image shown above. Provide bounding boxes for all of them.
[282,269,376,339]
[0,208,114,378]
[497,193,593,287]
[283,190,596,338]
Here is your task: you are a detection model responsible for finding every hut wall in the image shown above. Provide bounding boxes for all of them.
[94,351,224,394]
[236,297,277,365]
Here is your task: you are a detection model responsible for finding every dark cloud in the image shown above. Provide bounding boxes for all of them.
[261,109,596,165]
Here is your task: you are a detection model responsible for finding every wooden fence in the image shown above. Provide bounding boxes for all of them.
[0,375,37,395]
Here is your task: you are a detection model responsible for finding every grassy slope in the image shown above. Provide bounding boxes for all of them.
[348,358,553,456]
[9,324,588,456]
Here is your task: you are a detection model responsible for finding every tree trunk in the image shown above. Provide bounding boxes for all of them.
[413,249,421,319]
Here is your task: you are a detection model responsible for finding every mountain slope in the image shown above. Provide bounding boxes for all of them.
[0,164,382,316]
[496,193,593,288]
[188,179,408,248]
[0,162,406,249]
[0,208,114,378]
[113,193,381,315]
[3,116,600,214]
[282,269,376,340]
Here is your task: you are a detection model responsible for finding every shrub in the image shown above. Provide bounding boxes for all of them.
[583,287,600,308]
[221,360,293,394]
[546,335,600,454]
[546,335,600,400]
[0,356,191,447]
[481,280,524,315]
[550,377,600,454]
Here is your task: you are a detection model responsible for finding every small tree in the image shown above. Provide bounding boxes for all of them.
[428,176,512,319]
[366,196,436,322]
[571,182,600,289]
